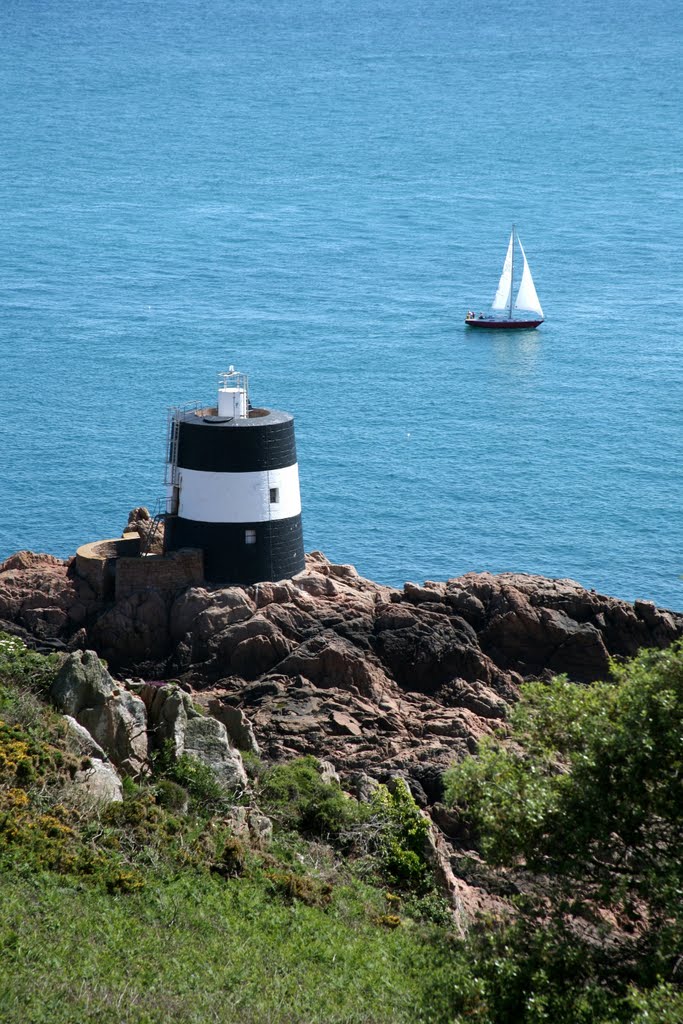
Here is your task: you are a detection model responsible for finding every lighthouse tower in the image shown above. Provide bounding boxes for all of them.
[163,369,305,585]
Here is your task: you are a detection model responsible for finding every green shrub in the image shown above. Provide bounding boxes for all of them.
[403,889,454,927]
[0,633,60,695]
[259,755,359,839]
[152,741,229,809]
[0,718,75,788]
[212,836,247,878]
[368,781,431,891]
[264,867,334,907]
[455,916,623,1024]
[155,778,189,812]
[241,749,263,780]
[443,642,683,1023]
[260,760,432,891]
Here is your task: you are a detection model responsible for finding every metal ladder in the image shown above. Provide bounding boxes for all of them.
[165,410,180,488]
[139,498,166,556]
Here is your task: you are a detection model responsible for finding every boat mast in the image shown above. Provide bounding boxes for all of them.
[509,224,515,320]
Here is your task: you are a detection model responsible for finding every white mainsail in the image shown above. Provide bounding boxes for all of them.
[514,238,544,317]
[491,232,513,311]
[489,230,543,318]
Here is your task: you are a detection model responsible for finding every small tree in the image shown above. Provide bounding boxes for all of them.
[444,642,683,1022]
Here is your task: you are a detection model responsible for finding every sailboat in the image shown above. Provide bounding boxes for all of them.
[465,227,544,329]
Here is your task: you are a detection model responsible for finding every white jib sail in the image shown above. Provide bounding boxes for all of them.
[514,239,543,317]
[491,232,513,310]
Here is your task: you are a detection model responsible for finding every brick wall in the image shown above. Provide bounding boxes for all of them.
[115,548,204,601]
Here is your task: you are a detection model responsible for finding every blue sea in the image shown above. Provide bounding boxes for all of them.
[1,0,681,610]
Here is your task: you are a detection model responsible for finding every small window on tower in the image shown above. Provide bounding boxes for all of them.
[245,529,256,545]
[269,487,279,504]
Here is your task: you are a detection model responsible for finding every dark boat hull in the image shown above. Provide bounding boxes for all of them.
[465,317,543,330]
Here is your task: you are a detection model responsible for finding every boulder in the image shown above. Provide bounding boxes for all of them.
[51,651,148,777]
[229,631,292,679]
[140,682,247,791]
[329,711,363,737]
[63,715,107,761]
[184,716,247,791]
[170,587,256,645]
[73,759,124,805]
[139,683,189,753]
[247,809,273,846]
[77,691,148,778]
[206,700,260,754]
[318,760,341,785]
[375,611,495,693]
[277,633,392,699]
[223,806,272,846]
[51,650,114,716]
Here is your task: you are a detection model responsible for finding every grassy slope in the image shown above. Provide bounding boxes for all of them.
[0,872,458,1024]
[0,639,462,1024]
[7,635,682,1023]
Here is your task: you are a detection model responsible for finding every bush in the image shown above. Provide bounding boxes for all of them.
[212,836,247,878]
[259,756,359,839]
[264,867,333,908]
[155,779,189,813]
[442,642,683,1024]
[367,780,431,891]
[0,634,60,695]
[152,741,229,809]
[260,760,433,891]
[241,750,263,781]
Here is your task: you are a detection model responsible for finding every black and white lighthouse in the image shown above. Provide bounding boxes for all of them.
[163,369,305,585]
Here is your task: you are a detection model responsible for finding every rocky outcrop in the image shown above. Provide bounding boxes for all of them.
[206,700,260,754]
[137,682,247,791]
[63,715,107,761]
[124,506,164,554]
[63,713,124,806]
[223,806,273,847]
[0,551,99,645]
[51,651,149,777]
[51,652,247,791]
[3,547,682,798]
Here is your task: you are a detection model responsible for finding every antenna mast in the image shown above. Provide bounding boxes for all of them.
[509,224,515,320]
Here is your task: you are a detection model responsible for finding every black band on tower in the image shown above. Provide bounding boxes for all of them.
[176,413,297,473]
[165,515,304,585]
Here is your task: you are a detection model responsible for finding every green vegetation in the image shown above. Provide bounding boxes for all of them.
[443,641,683,1023]
[0,634,457,1023]
[1,630,682,1023]
[259,755,431,889]
[152,739,232,809]
[0,633,61,694]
